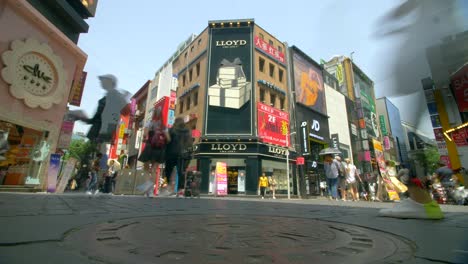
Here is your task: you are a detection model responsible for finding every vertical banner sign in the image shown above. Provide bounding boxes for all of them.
[168,91,177,127]
[373,139,399,201]
[237,170,246,193]
[47,154,61,193]
[379,115,388,136]
[57,119,75,149]
[206,25,252,134]
[300,121,310,155]
[257,102,290,146]
[215,162,228,196]
[450,63,468,113]
[56,158,78,193]
[331,133,340,149]
[154,96,169,127]
[69,71,87,107]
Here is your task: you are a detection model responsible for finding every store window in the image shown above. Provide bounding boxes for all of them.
[262,159,288,193]
[0,120,50,186]
[259,57,265,72]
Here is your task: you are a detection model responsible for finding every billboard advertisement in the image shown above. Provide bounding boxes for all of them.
[257,102,289,146]
[206,26,252,134]
[292,52,326,115]
[450,63,468,113]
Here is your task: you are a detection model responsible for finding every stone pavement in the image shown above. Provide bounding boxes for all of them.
[0,193,467,264]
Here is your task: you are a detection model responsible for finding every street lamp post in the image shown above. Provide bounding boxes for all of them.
[286,131,296,199]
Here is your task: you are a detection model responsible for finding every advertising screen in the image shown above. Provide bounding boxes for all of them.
[292,52,326,115]
[206,26,252,134]
[257,102,289,146]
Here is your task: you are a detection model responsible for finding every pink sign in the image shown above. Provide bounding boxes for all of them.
[254,36,285,64]
[383,136,391,150]
[433,128,444,142]
[451,127,468,147]
[215,162,228,196]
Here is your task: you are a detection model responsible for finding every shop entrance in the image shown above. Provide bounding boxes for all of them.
[210,158,246,195]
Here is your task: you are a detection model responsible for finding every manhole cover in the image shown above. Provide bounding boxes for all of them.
[63,215,415,264]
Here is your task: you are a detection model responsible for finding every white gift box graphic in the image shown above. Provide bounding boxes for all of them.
[209,58,251,109]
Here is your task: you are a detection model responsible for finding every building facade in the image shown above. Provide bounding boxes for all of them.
[0,0,92,191]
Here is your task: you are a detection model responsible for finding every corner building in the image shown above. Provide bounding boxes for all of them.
[171,19,294,195]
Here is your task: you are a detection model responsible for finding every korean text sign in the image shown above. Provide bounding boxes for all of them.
[257,102,290,146]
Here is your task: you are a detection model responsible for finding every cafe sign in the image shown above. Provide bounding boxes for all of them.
[1,38,67,109]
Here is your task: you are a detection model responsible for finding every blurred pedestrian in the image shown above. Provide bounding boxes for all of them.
[324,154,339,200]
[269,174,277,199]
[345,158,360,201]
[335,156,347,201]
[162,117,192,195]
[86,153,102,195]
[106,159,120,194]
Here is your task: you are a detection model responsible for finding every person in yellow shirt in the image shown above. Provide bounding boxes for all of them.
[258,172,269,199]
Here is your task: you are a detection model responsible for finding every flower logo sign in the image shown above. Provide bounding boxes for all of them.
[1,38,67,109]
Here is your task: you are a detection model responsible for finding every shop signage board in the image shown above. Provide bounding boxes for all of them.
[373,139,399,201]
[215,162,228,196]
[69,71,87,107]
[331,133,339,149]
[450,63,468,113]
[379,115,388,136]
[257,102,289,146]
[56,158,77,193]
[433,128,444,142]
[47,154,61,193]
[451,127,468,146]
[254,36,285,64]
[296,157,305,165]
[57,119,74,149]
[299,121,310,155]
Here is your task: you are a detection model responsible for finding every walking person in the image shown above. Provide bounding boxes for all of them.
[138,109,170,197]
[86,153,102,195]
[162,117,192,195]
[335,156,348,201]
[106,159,120,194]
[344,158,360,201]
[269,174,278,199]
[324,154,339,200]
[258,172,269,199]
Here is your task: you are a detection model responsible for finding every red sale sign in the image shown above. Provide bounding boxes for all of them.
[257,102,290,146]
[254,36,286,64]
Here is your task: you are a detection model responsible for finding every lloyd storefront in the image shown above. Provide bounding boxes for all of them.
[194,141,295,195]
[0,0,87,190]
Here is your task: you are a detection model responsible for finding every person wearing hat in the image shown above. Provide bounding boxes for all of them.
[334,156,348,201]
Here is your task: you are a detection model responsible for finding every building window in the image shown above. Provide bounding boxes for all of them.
[191,46,194,53]
[198,39,202,45]
[184,52,188,59]
[189,68,193,82]
[279,69,284,83]
[194,91,198,106]
[278,46,282,53]
[179,101,184,114]
[269,63,275,78]
[259,57,265,72]
[280,97,285,110]
[270,94,276,107]
[259,33,264,40]
[269,40,273,46]
[260,88,266,102]
[196,63,200,77]
[186,96,191,111]
[182,74,186,86]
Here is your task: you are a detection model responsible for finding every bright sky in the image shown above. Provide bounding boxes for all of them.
[72,0,468,137]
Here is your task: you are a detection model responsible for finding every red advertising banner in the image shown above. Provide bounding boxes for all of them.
[450,63,468,112]
[257,102,290,146]
[440,155,452,168]
[154,96,169,127]
[254,36,285,64]
[69,71,87,107]
[451,127,468,146]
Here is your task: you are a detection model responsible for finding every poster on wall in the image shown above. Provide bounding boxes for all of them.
[47,154,62,193]
[237,170,246,193]
[373,139,399,201]
[56,158,77,193]
[292,51,326,115]
[257,102,289,146]
[206,26,252,135]
[215,162,228,196]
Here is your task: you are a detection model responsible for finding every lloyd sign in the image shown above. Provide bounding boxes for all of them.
[216,40,247,47]
[211,143,247,152]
